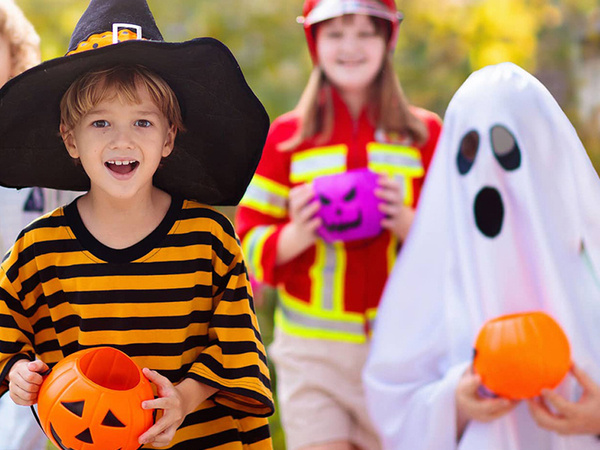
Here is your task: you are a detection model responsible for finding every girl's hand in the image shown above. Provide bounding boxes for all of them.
[375,175,415,242]
[277,183,321,265]
[456,369,519,440]
[8,359,49,406]
[527,364,600,435]
[288,183,321,237]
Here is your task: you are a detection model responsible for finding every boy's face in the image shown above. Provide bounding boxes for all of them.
[61,83,176,201]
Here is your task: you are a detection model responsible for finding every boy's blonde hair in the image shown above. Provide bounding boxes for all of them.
[60,65,185,133]
[0,0,41,77]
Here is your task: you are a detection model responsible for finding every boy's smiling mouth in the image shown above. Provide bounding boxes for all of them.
[105,160,139,175]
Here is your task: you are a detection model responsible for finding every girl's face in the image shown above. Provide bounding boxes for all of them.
[0,34,12,86]
[315,14,387,95]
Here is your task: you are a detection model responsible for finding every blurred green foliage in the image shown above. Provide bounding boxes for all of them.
[23,1,598,449]
[18,0,600,165]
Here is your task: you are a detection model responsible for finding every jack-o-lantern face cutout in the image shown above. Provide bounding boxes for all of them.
[313,168,384,243]
[37,347,154,450]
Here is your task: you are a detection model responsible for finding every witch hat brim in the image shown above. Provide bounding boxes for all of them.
[0,5,268,205]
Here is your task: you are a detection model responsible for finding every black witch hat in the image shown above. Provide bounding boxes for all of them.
[0,0,269,205]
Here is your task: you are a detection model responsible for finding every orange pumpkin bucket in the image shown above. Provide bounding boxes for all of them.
[37,346,154,450]
[472,311,571,400]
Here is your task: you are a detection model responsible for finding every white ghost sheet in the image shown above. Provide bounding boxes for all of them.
[363,62,600,450]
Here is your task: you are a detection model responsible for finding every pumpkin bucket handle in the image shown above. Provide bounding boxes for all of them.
[30,367,53,434]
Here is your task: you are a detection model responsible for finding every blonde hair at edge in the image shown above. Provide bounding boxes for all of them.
[60,65,186,134]
[0,0,41,76]
[279,14,428,151]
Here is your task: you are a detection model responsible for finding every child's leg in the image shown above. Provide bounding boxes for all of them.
[269,328,381,450]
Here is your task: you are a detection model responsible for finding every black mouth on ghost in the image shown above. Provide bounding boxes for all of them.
[323,212,363,233]
[473,187,504,238]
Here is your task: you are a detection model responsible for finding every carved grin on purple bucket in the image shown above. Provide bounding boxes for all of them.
[322,211,363,233]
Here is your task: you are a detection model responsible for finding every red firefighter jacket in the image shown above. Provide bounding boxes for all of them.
[236,89,441,343]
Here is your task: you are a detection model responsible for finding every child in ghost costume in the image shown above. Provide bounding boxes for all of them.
[362,61,600,450]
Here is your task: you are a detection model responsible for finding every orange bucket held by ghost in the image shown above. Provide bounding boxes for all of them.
[472,311,571,400]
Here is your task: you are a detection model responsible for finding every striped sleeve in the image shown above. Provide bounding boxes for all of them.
[0,249,37,393]
[186,216,274,417]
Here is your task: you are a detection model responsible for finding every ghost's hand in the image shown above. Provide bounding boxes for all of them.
[375,175,415,242]
[456,369,519,441]
[527,364,600,435]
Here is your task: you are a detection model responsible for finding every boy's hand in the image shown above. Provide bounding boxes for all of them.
[375,175,415,242]
[138,368,185,447]
[456,369,519,440]
[527,364,600,435]
[138,368,218,448]
[8,359,49,406]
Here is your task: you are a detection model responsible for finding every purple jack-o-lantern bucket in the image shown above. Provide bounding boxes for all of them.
[313,168,384,243]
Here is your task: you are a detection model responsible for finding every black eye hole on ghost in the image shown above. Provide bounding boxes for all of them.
[490,125,521,171]
[457,130,480,175]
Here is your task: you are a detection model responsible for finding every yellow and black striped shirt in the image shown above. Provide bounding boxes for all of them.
[0,197,273,449]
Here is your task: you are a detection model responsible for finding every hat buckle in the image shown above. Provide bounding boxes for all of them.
[112,23,142,44]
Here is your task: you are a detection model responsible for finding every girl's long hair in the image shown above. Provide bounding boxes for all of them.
[279,17,428,152]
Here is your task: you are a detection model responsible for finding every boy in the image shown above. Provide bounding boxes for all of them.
[0,0,273,448]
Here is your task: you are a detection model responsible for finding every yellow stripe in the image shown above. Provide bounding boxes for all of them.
[240,175,289,218]
[292,145,346,163]
[366,307,378,323]
[332,242,346,313]
[387,234,398,271]
[241,226,276,283]
[290,165,345,184]
[367,164,418,206]
[403,178,415,206]
[250,228,272,282]
[290,145,347,183]
[251,174,289,197]
[279,288,362,323]
[368,161,424,178]
[368,142,422,158]
[275,309,366,344]
[240,197,287,218]
[310,241,326,310]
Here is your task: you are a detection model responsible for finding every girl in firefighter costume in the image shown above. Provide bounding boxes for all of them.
[235,0,441,448]
[363,62,600,449]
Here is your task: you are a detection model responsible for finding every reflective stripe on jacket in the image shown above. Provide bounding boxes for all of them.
[236,89,442,343]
